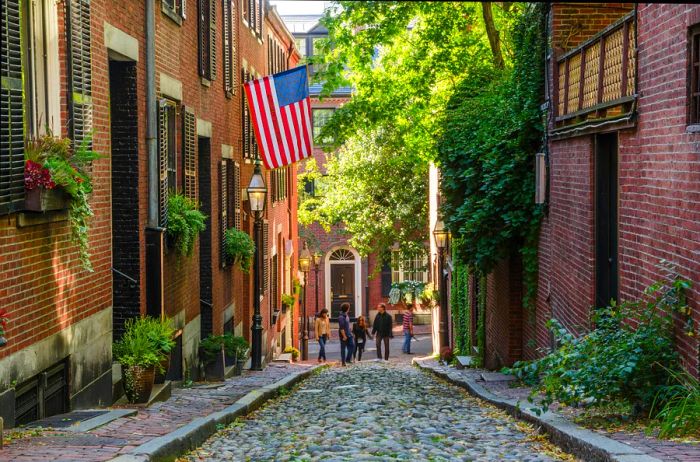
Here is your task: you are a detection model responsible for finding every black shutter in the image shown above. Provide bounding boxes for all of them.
[223,0,235,97]
[158,100,169,227]
[233,161,241,229]
[242,69,251,158]
[262,219,269,293]
[381,261,392,297]
[198,0,209,78]
[0,0,25,214]
[208,0,216,80]
[183,107,197,200]
[69,0,93,148]
[220,160,228,267]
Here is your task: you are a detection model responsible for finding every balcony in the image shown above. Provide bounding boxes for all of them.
[553,12,636,136]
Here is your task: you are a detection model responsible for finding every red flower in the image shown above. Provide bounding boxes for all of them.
[24,160,55,190]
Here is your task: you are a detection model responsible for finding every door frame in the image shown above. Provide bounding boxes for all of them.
[324,246,362,318]
[594,132,619,308]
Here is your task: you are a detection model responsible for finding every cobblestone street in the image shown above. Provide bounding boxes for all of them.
[183,361,572,462]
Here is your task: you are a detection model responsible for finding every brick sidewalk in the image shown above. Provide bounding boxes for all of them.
[0,363,312,462]
[422,359,700,462]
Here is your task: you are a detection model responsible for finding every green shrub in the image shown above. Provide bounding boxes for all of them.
[200,334,225,365]
[223,228,255,273]
[167,194,207,256]
[652,367,700,438]
[284,346,300,361]
[281,294,296,309]
[505,278,690,415]
[142,317,176,355]
[114,318,165,370]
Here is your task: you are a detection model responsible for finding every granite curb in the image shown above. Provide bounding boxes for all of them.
[110,365,325,462]
[413,359,662,462]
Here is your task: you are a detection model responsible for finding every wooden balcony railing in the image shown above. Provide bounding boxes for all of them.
[554,12,636,131]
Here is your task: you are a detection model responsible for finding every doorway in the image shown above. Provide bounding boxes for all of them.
[595,132,619,309]
[109,59,140,340]
[330,264,355,319]
[198,137,213,338]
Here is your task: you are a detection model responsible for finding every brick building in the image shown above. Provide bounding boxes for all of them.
[451,3,700,373]
[0,0,300,427]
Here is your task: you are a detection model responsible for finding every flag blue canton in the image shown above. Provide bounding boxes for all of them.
[273,66,309,107]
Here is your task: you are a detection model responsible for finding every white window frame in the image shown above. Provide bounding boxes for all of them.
[391,251,429,283]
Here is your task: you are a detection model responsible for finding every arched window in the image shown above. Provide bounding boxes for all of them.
[329,248,354,261]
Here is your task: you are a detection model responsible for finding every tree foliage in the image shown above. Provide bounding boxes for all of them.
[300,1,519,259]
[436,3,546,276]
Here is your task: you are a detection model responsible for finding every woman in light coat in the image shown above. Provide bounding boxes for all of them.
[314,308,331,363]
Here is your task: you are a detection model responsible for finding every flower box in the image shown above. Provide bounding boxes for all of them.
[24,188,69,212]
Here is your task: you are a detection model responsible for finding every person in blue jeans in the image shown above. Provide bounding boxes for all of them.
[338,303,354,366]
[402,303,414,354]
[314,308,330,363]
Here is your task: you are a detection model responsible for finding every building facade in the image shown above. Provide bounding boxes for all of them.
[0,0,300,427]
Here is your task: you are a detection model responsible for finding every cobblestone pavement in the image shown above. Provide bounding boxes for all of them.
[0,363,310,462]
[184,361,572,462]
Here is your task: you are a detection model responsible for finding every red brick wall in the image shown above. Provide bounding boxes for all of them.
[551,3,634,52]
[538,4,700,375]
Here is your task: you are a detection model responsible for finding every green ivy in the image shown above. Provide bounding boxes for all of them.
[166,194,207,257]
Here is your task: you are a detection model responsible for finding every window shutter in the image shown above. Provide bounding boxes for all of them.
[256,0,263,36]
[242,69,250,158]
[223,0,233,96]
[0,0,25,214]
[198,0,208,78]
[220,160,228,267]
[181,0,186,18]
[233,162,241,229]
[183,107,197,200]
[208,0,216,80]
[263,219,269,292]
[69,0,93,148]
[158,100,169,227]
[381,261,392,297]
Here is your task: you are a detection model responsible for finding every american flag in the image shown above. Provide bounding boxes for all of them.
[243,66,314,170]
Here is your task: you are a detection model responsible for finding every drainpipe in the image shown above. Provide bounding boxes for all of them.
[145,0,164,318]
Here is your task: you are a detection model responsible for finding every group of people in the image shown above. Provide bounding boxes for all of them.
[313,302,415,366]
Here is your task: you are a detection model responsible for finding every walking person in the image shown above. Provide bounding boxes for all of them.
[314,308,330,363]
[372,303,393,360]
[338,303,355,366]
[402,303,414,354]
[352,315,372,361]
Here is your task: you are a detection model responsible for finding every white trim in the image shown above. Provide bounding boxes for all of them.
[324,246,362,318]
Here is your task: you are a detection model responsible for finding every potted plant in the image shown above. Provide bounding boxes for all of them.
[114,318,164,403]
[166,194,207,257]
[145,317,176,384]
[284,346,300,362]
[281,294,296,313]
[223,227,255,272]
[200,334,226,381]
[23,133,102,271]
[0,309,9,347]
[232,336,250,376]
[222,333,236,367]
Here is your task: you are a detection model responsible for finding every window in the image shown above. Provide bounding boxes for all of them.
[220,159,240,266]
[295,38,306,57]
[162,0,185,24]
[270,252,279,325]
[268,36,287,75]
[391,251,429,283]
[690,25,700,124]
[223,0,236,97]
[242,68,259,160]
[271,167,288,203]
[312,108,334,144]
[243,0,262,37]
[198,0,216,81]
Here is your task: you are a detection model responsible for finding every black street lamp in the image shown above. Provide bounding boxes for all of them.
[433,219,450,349]
[299,245,312,361]
[247,163,267,371]
[313,252,322,317]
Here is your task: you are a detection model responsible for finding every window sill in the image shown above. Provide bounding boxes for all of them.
[161,4,183,26]
[201,77,211,88]
[686,124,700,134]
[17,210,69,228]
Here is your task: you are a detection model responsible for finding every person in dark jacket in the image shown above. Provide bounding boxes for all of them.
[338,303,354,366]
[352,315,372,361]
[372,303,393,360]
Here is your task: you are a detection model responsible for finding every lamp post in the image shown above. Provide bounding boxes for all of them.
[433,219,450,349]
[313,252,322,317]
[299,245,312,361]
[247,163,267,371]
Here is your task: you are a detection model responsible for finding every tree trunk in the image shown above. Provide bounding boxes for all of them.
[482,2,505,70]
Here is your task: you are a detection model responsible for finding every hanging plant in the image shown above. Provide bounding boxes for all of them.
[166,194,207,256]
[223,227,255,273]
[0,309,9,347]
[24,132,102,272]
[389,280,427,305]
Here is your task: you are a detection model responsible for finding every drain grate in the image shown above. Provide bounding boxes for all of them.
[26,410,108,429]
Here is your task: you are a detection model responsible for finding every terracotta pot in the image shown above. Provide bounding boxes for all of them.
[123,365,155,403]
[154,353,171,384]
[24,188,68,212]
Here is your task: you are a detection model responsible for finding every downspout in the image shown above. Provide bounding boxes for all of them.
[146,0,157,226]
